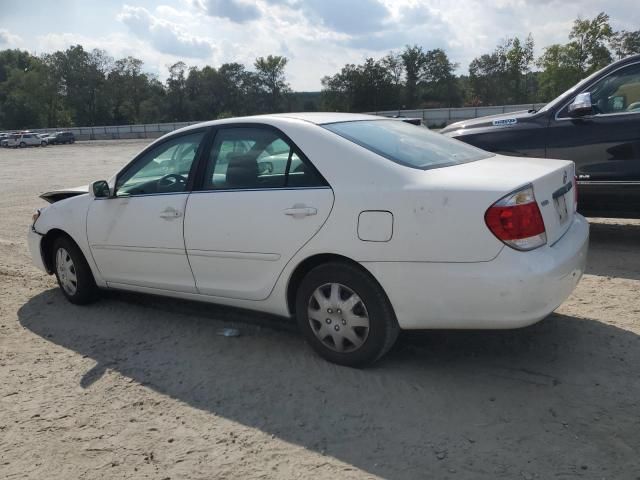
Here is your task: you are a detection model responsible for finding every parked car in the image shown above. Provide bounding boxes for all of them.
[442,54,640,219]
[28,113,588,366]
[1,133,16,147]
[5,132,47,148]
[45,131,76,145]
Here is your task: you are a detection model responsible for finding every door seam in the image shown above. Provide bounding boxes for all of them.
[182,192,201,294]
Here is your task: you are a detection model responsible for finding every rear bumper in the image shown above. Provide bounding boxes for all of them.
[363,214,589,329]
[28,227,48,273]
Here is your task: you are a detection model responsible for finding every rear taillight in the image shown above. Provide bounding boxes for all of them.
[573,176,578,212]
[485,184,547,251]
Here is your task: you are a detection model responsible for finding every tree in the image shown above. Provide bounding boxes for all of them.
[537,13,614,100]
[401,45,426,107]
[381,52,403,107]
[468,36,534,105]
[422,49,460,107]
[254,55,290,112]
[611,30,640,59]
[166,61,187,121]
[320,58,395,112]
[108,56,150,123]
[568,12,614,75]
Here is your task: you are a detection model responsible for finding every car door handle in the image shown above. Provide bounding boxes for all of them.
[159,208,182,219]
[283,205,317,218]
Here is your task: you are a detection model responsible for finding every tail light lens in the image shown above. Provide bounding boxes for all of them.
[485,184,547,251]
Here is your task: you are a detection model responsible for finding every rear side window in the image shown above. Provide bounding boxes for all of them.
[324,120,492,170]
[202,127,327,190]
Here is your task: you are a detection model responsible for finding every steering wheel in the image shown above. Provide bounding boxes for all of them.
[157,173,187,191]
[626,101,640,112]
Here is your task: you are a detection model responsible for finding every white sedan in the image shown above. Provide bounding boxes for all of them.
[28,113,589,366]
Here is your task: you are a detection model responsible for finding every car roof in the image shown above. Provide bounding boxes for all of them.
[184,112,382,130]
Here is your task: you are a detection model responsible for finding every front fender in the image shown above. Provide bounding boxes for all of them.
[34,194,107,287]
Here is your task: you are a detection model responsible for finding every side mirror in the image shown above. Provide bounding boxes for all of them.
[90,180,111,199]
[568,92,593,117]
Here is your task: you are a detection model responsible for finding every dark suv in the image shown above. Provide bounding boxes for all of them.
[442,54,640,219]
[46,131,76,145]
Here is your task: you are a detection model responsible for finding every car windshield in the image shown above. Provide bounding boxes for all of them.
[323,119,492,169]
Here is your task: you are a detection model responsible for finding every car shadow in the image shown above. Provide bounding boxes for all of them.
[585,220,640,281]
[18,288,640,479]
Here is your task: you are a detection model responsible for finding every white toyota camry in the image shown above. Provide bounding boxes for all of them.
[28,113,589,366]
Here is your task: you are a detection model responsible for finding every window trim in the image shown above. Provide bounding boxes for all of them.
[191,122,329,193]
[114,127,212,197]
[555,61,640,121]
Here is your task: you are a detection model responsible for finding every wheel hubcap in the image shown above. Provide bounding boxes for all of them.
[307,283,370,353]
[55,247,77,295]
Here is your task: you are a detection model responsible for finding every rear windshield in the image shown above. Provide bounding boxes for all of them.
[323,119,493,169]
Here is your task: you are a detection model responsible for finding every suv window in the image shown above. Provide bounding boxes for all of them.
[116,131,204,196]
[202,127,326,190]
[589,63,640,115]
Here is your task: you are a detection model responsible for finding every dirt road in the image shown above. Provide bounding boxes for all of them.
[1,141,639,479]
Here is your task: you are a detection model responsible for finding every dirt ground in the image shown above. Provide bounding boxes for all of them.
[0,140,639,480]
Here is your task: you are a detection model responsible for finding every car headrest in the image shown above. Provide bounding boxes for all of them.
[225,153,258,188]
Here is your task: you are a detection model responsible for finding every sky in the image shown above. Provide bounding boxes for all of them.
[0,0,638,91]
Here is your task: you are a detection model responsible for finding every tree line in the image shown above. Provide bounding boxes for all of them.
[0,48,293,130]
[1,11,638,130]
[322,12,640,112]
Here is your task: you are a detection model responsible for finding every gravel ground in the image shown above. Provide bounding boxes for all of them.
[0,140,639,480]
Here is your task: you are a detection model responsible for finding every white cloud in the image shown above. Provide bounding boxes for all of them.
[4,0,640,90]
[194,0,261,23]
[118,4,216,59]
[0,29,23,47]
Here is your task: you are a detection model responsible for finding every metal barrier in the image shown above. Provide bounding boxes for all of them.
[366,103,547,127]
[24,121,201,141]
[15,104,548,140]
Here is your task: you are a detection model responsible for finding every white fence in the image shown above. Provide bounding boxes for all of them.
[366,103,547,127]
[25,121,201,141]
[18,103,548,140]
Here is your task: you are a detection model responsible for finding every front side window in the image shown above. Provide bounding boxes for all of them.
[589,63,640,115]
[202,127,326,190]
[116,131,204,196]
[324,120,492,170]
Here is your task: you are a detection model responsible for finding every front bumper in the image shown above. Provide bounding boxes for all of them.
[363,214,589,330]
[28,227,48,272]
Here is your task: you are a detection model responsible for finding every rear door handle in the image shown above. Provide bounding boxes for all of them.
[284,205,317,218]
[159,207,182,219]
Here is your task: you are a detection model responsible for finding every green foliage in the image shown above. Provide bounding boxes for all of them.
[0,45,292,130]
[611,30,640,59]
[537,12,616,100]
[468,35,535,105]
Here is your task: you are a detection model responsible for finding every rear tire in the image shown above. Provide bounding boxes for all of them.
[52,236,99,305]
[295,262,399,367]
[19,142,26,148]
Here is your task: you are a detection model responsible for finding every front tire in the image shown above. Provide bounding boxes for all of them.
[52,236,99,305]
[295,262,399,367]
[19,142,26,148]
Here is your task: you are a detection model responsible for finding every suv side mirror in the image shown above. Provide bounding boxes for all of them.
[568,92,593,117]
[90,180,111,199]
